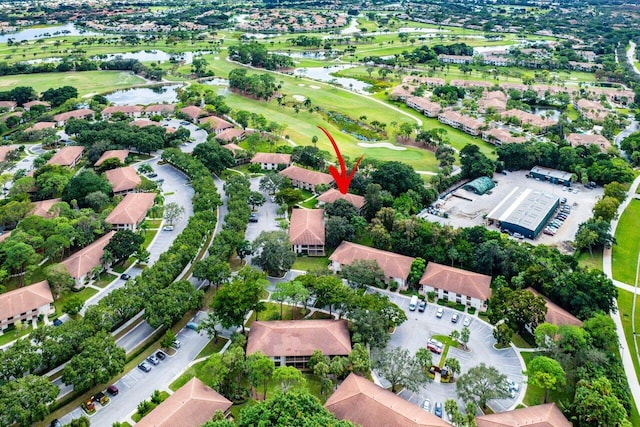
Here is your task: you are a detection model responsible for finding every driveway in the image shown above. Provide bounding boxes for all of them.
[162,118,208,154]
[244,176,282,266]
[381,292,524,414]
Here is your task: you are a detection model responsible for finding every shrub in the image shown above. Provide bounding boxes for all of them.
[389,282,399,292]
[467,307,476,315]
[427,291,436,302]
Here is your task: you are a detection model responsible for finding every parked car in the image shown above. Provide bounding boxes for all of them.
[418,300,427,312]
[52,318,63,327]
[427,339,444,354]
[512,232,524,240]
[463,316,471,327]
[186,322,199,330]
[434,402,443,417]
[180,121,190,126]
[94,391,109,405]
[120,273,131,280]
[107,385,119,396]
[138,362,152,373]
[451,313,459,323]
[249,213,259,223]
[147,355,160,365]
[172,340,181,349]
[436,307,444,318]
[163,225,174,231]
[50,420,63,427]
[147,173,158,178]
[422,399,431,412]
[156,351,166,361]
[560,197,567,204]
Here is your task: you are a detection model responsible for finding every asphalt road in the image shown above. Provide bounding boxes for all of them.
[380,291,524,415]
[244,176,282,266]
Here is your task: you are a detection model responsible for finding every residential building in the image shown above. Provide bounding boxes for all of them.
[0,145,18,162]
[221,143,249,165]
[501,109,557,130]
[279,165,334,192]
[106,192,156,231]
[23,100,50,111]
[105,166,141,195]
[136,378,232,427]
[566,133,611,152]
[402,76,446,87]
[478,91,508,113]
[438,111,483,136]
[482,55,511,66]
[0,100,16,111]
[215,128,246,143]
[329,241,415,288]
[1,111,23,123]
[405,96,442,117]
[476,403,570,427]
[24,121,56,133]
[289,209,325,256]
[130,119,162,129]
[317,188,366,212]
[482,128,527,145]
[251,153,292,170]
[200,115,234,134]
[62,231,116,287]
[419,262,492,311]
[46,146,84,167]
[101,105,143,119]
[574,98,609,123]
[437,54,473,64]
[180,105,204,123]
[325,373,449,427]
[94,149,129,167]
[389,84,416,101]
[526,288,582,327]
[0,280,54,334]
[31,198,62,218]
[144,103,175,116]
[246,320,351,369]
[53,109,95,126]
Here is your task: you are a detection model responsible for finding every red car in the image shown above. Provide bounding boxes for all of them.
[427,339,443,354]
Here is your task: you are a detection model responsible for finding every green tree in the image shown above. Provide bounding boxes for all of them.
[62,294,84,315]
[44,263,74,298]
[161,330,177,349]
[493,323,514,347]
[489,287,547,335]
[0,375,59,427]
[62,170,112,208]
[325,216,355,249]
[526,356,566,403]
[374,347,430,392]
[573,377,629,427]
[1,240,41,286]
[144,280,204,328]
[445,357,461,378]
[163,202,186,226]
[251,230,296,275]
[592,196,620,222]
[456,363,510,410]
[248,191,266,210]
[247,351,275,399]
[273,366,306,394]
[415,347,433,371]
[104,230,144,265]
[211,266,267,333]
[408,258,426,286]
[341,259,385,290]
[61,331,126,392]
[272,280,310,319]
[349,307,391,349]
[460,144,495,180]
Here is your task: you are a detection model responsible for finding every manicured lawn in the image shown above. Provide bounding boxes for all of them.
[145,219,162,228]
[53,287,98,316]
[94,271,118,288]
[612,199,640,284]
[616,289,640,386]
[196,337,228,359]
[511,334,534,349]
[142,228,159,249]
[0,320,44,346]
[245,302,306,327]
[576,248,603,271]
[298,196,318,209]
[292,255,329,272]
[0,71,145,97]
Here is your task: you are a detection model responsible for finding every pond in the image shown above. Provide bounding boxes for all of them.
[0,23,101,43]
[105,84,183,105]
[273,50,333,59]
[294,65,371,93]
[92,50,211,65]
[532,106,561,122]
[202,78,229,86]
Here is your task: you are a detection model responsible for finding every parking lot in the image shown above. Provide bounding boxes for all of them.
[420,170,603,248]
[377,291,524,415]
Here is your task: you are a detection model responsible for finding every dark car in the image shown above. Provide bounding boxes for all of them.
[53,318,63,327]
[120,273,131,280]
[147,355,160,365]
[249,213,258,223]
[434,402,443,417]
[418,300,427,312]
[50,420,63,427]
[148,172,158,178]
[186,322,199,330]
[451,313,459,323]
[107,385,119,396]
[138,362,152,373]
[156,351,166,361]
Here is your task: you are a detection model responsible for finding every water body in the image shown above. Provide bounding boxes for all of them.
[273,50,330,59]
[105,84,183,105]
[0,23,101,43]
[294,65,371,93]
[532,106,561,121]
[93,50,211,65]
[202,78,229,86]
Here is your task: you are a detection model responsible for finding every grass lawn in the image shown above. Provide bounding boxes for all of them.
[520,351,572,406]
[511,334,534,349]
[612,199,640,284]
[0,320,44,346]
[94,271,118,288]
[616,289,640,388]
[298,196,318,209]
[0,71,145,97]
[245,302,306,328]
[53,287,98,316]
[196,337,228,359]
[131,391,170,422]
[292,255,329,272]
[142,228,159,249]
[145,219,162,228]
[576,248,603,271]
[112,259,135,274]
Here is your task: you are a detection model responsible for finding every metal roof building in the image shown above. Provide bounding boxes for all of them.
[529,166,573,186]
[486,187,559,239]
[463,176,495,195]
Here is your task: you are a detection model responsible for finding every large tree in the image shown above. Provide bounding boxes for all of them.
[526,356,566,403]
[0,375,59,427]
[370,161,423,197]
[349,307,392,349]
[459,144,495,180]
[61,331,126,392]
[374,347,430,392]
[144,280,204,328]
[62,170,112,207]
[192,140,235,175]
[251,230,296,275]
[325,216,355,249]
[163,202,186,226]
[456,363,510,410]
[211,266,267,333]
[489,287,547,334]
[247,351,275,399]
[573,377,629,427]
[104,229,144,265]
[341,259,385,290]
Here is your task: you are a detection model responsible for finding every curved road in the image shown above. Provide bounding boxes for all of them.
[627,41,640,77]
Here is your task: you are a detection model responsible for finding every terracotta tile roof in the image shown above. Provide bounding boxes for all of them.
[25,122,56,132]
[136,378,232,427]
[279,165,334,187]
[180,105,204,120]
[566,133,610,151]
[53,108,94,123]
[325,373,449,427]
[145,103,176,113]
[61,231,115,279]
[46,146,84,166]
[483,128,527,144]
[102,105,143,114]
[94,149,129,166]
[0,145,17,162]
[526,288,582,327]
[475,403,570,427]
[105,166,141,193]
[317,188,366,210]
[0,280,53,321]
[438,110,483,131]
[0,101,16,109]
[247,320,351,357]
[200,115,234,131]
[330,241,415,280]
[106,192,156,226]
[0,230,11,243]
[251,152,291,165]
[23,100,50,109]
[502,109,557,128]
[420,262,492,301]
[215,128,246,142]
[289,209,325,246]
[130,119,162,129]
[221,143,245,155]
[31,198,62,218]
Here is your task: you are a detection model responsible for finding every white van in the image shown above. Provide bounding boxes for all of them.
[409,295,418,311]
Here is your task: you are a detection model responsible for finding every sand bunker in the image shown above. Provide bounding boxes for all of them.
[309,85,321,89]
[292,95,307,102]
[297,83,306,87]
[357,142,407,151]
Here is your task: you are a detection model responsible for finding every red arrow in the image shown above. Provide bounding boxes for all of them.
[318,126,364,195]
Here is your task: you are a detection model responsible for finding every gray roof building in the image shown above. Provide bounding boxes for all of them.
[487,187,559,239]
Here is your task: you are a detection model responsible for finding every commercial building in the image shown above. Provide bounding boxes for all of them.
[529,166,573,186]
[463,176,495,195]
[486,187,559,239]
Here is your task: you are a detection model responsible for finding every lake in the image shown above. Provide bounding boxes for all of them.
[294,65,371,93]
[105,84,183,105]
[93,50,211,65]
[0,23,101,43]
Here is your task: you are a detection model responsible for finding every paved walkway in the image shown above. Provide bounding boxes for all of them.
[603,173,640,411]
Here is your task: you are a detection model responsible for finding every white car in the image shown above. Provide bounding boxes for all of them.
[422,399,431,412]
[436,307,444,318]
[163,225,174,231]
[463,317,471,327]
